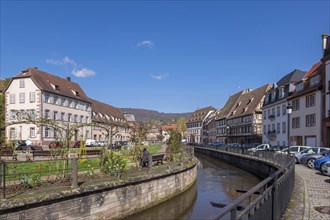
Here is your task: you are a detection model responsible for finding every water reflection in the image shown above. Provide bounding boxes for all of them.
[125,152,260,220]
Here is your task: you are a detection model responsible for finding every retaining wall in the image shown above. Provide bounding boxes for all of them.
[0,161,197,220]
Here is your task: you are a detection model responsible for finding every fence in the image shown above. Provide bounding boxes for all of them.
[0,145,194,200]
[194,145,295,220]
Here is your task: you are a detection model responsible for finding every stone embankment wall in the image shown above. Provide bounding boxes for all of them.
[0,162,197,219]
[195,147,278,179]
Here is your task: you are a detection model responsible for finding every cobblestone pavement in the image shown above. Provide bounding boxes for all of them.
[282,164,330,220]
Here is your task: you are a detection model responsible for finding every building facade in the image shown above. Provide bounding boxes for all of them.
[4,67,92,146]
[186,106,215,144]
[262,69,305,146]
[226,85,271,145]
[90,98,129,145]
[322,34,330,147]
[288,62,323,147]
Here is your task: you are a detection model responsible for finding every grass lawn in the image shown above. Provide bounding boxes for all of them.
[5,144,163,180]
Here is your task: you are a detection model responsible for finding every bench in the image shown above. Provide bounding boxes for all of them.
[0,148,18,160]
[32,150,51,160]
[77,149,102,158]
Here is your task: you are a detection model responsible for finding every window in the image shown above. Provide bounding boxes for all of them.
[292,99,300,111]
[19,93,25,103]
[43,93,50,103]
[296,82,304,92]
[263,111,266,120]
[68,113,72,122]
[61,112,65,121]
[85,116,89,123]
[30,127,36,138]
[306,94,315,107]
[267,124,270,132]
[310,75,320,86]
[272,124,275,132]
[277,123,280,134]
[54,96,58,105]
[277,106,280,116]
[282,105,286,115]
[263,125,266,134]
[9,94,15,104]
[292,117,300,128]
[282,122,286,133]
[53,111,58,120]
[19,79,25,88]
[45,127,50,138]
[45,110,50,118]
[10,128,15,138]
[279,87,285,99]
[74,115,78,122]
[80,115,84,123]
[306,114,316,127]
[10,110,17,120]
[29,92,35,103]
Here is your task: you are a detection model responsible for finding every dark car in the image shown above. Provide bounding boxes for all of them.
[72,141,81,148]
[49,141,63,148]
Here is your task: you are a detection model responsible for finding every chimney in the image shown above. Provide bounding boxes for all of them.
[322,34,330,57]
[66,77,71,82]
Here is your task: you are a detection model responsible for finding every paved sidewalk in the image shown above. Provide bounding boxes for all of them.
[282,164,330,220]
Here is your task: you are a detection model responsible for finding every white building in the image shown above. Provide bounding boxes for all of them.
[4,67,92,146]
[186,106,215,144]
[262,70,305,146]
[322,34,330,147]
[89,98,129,145]
[288,63,323,147]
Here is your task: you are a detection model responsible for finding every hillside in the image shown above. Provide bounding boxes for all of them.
[120,108,192,123]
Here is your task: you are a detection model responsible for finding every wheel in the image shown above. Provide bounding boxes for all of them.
[321,163,327,174]
[307,158,315,168]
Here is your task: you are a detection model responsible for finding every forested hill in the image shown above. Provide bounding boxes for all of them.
[120,108,192,122]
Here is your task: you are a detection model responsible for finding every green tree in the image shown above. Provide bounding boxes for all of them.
[176,117,187,140]
[0,78,10,147]
[167,129,182,161]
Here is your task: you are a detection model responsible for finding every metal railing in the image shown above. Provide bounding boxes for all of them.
[194,145,295,220]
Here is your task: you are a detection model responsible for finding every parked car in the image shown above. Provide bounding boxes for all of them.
[321,161,330,176]
[300,150,330,168]
[72,141,81,148]
[278,146,311,155]
[86,139,96,147]
[247,144,271,152]
[314,152,330,171]
[294,147,329,164]
[49,141,63,148]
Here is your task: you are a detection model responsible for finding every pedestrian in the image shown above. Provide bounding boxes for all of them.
[141,148,150,167]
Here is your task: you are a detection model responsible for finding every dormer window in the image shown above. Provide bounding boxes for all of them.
[235,102,241,108]
[296,82,304,92]
[247,98,254,105]
[278,87,285,99]
[72,90,80,96]
[310,75,320,86]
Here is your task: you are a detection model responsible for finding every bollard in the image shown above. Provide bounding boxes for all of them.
[71,157,78,188]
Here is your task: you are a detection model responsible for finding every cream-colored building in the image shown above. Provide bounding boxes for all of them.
[89,98,130,145]
[4,67,92,146]
[288,62,323,147]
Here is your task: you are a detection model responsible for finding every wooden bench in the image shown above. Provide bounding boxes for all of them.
[0,148,18,160]
[151,153,165,165]
[32,150,51,160]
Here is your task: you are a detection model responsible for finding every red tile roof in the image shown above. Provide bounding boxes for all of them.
[187,106,215,123]
[12,67,90,103]
[89,98,126,123]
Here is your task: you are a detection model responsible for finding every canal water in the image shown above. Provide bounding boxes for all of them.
[126,153,261,220]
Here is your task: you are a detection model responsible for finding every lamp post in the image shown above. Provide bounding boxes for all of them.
[286,103,292,155]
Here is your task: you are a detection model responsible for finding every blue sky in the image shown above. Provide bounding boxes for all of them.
[1,1,329,113]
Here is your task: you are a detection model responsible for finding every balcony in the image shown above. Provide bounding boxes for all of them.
[267,130,276,140]
[268,114,275,120]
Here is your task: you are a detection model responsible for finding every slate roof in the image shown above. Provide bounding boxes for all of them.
[10,67,90,103]
[89,98,126,123]
[276,69,306,87]
[227,84,272,119]
[217,91,244,119]
[187,106,215,123]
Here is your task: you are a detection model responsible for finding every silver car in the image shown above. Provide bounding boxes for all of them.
[294,147,329,164]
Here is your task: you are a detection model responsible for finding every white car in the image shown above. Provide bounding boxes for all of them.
[321,161,330,176]
[279,146,311,155]
[247,144,271,152]
[85,139,96,147]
